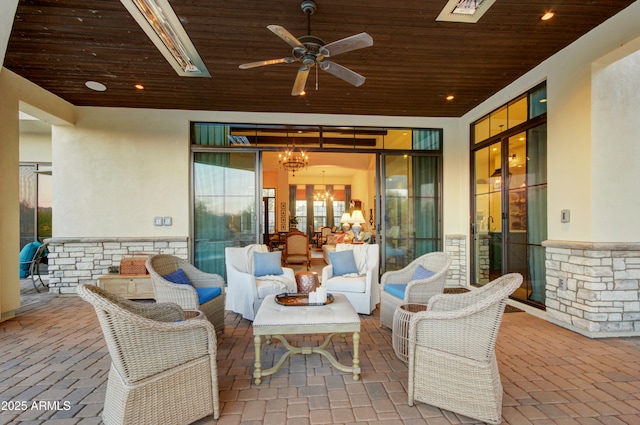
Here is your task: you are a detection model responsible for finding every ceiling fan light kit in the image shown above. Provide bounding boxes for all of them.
[239,0,373,96]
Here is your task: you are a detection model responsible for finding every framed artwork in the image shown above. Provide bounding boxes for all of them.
[280,202,287,231]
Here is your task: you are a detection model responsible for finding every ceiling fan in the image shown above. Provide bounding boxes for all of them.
[239,0,373,96]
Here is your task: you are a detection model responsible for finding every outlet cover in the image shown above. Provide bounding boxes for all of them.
[154,217,164,226]
[163,216,173,226]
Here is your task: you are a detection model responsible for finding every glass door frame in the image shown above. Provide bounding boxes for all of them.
[470,115,547,306]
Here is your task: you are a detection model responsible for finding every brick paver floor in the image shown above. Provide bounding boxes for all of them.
[1,279,639,424]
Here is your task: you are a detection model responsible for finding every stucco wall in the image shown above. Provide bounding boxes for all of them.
[591,48,640,242]
[461,1,640,243]
[51,107,462,239]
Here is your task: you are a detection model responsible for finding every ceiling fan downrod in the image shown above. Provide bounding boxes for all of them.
[301,0,317,36]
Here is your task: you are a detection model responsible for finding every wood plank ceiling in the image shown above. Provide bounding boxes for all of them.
[5,0,636,118]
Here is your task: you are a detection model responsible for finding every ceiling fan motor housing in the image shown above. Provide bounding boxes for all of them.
[301,0,317,15]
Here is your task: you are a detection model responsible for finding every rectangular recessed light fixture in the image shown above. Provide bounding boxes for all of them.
[120,0,210,77]
[436,0,496,23]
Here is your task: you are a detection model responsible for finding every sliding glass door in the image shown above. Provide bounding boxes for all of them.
[381,153,441,271]
[193,151,258,275]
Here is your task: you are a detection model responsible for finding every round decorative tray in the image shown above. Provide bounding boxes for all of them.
[275,293,334,307]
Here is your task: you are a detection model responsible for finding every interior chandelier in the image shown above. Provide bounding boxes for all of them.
[313,170,333,202]
[278,145,309,176]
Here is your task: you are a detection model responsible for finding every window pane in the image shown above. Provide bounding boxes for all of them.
[19,165,37,248]
[193,152,256,276]
[508,96,528,129]
[490,106,508,137]
[529,84,548,118]
[413,129,442,150]
[474,116,490,144]
[383,129,412,150]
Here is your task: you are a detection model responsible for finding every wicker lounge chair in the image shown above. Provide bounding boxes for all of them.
[146,254,225,334]
[77,283,220,423]
[379,252,451,329]
[407,273,523,424]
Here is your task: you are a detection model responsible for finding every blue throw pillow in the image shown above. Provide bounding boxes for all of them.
[163,268,192,285]
[329,250,359,276]
[254,251,284,277]
[196,287,222,304]
[412,264,436,281]
[384,283,407,299]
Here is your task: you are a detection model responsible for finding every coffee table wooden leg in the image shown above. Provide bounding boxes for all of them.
[253,335,262,385]
[352,331,360,381]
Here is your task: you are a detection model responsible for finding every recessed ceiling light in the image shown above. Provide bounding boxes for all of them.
[85,81,106,92]
[541,12,555,21]
[135,84,145,90]
[446,95,455,101]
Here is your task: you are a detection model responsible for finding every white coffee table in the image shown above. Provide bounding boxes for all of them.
[252,293,361,385]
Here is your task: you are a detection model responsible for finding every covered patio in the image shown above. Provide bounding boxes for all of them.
[2,279,639,424]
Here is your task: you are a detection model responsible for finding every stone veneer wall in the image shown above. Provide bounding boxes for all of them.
[45,237,189,295]
[444,234,467,287]
[543,240,640,337]
[45,235,468,295]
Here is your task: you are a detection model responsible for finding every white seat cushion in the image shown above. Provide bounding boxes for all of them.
[324,276,367,294]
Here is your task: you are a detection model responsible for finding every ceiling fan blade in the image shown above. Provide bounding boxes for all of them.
[239,57,294,69]
[291,66,310,96]
[267,25,304,49]
[320,32,373,57]
[319,61,366,87]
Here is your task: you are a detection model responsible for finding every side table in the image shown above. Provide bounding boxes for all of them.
[392,303,428,363]
[97,274,154,300]
[295,271,319,293]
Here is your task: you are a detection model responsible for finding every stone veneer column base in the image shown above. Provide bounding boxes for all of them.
[445,234,467,288]
[45,237,188,295]
[543,240,640,338]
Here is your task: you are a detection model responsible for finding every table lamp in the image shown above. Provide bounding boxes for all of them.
[350,210,366,241]
[340,212,352,232]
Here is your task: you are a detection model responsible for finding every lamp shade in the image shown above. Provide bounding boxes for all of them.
[350,210,366,224]
[340,213,352,224]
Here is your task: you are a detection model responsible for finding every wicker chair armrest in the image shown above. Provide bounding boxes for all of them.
[380,266,416,285]
[152,278,200,309]
[408,301,506,361]
[81,283,185,320]
[184,268,225,289]
[404,268,447,299]
[110,315,217,382]
[427,273,521,313]
[124,300,186,322]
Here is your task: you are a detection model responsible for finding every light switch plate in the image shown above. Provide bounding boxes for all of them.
[154,217,164,226]
[561,209,570,223]
[163,216,172,226]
